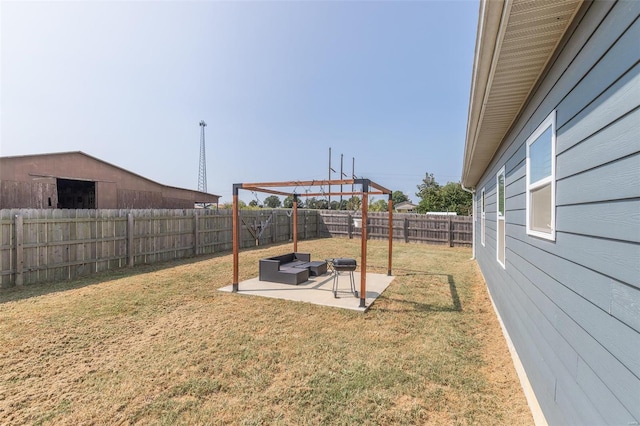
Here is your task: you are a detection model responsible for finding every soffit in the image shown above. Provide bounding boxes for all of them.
[462,0,583,187]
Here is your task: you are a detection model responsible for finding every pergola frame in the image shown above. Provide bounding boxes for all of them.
[232,178,393,308]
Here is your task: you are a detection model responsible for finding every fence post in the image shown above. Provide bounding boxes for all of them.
[404,217,409,243]
[193,213,199,256]
[448,215,453,247]
[14,214,23,286]
[127,213,134,267]
[348,213,353,239]
[254,218,259,246]
[272,210,278,244]
[304,211,307,240]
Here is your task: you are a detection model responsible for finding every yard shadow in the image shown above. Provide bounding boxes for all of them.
[375,266,462,313]
[0,250,231,305]
[0,239,318,305]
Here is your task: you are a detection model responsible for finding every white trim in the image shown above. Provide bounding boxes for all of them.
[481,271,548,426]
[462,0,514,186]
[496,166,506,268]
[481,187,486,247]
[525,110,556,241]
[469,188,477,260]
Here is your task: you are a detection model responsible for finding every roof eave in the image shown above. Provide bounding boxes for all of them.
[462,0,583,188]
[462,0,506,188]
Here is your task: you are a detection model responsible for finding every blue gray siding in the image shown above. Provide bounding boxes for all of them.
[474,1,640,424]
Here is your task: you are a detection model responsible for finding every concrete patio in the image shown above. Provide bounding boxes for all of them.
[219,271,395,312]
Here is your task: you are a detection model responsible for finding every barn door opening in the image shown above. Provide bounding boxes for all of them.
[57,178,95,209]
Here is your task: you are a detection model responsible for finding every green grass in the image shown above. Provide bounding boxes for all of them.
[0,238,532,425]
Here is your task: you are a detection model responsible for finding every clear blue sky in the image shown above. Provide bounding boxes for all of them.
[1,0,478,204]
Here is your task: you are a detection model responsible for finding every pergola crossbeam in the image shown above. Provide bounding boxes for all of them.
[241,179,355,189]
[369,181,392,194]
[242,186,291,197]
[298,191,385,198]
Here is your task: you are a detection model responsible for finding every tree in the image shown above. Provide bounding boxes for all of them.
[304,197,329,209]
[305,197,317,209]
[392,190,409,207]
[416,172,440,200]
[263,195,281,208]
[346,196,361,211]
[415,172,472,215]
[369,198,388,212]
[283,195,302,208]
[416,180,472,215]
[316,198,329,210]
[439,182,473,215]
[221,200,247,210]
[416,189,444,214]
[416,173,442,214]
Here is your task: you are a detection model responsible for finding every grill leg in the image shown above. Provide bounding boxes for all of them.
[350,271,357,297]
[333,267,357,298]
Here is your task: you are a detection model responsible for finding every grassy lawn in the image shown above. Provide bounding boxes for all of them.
[0,238,532,425]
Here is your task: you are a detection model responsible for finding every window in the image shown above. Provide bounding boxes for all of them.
[481,188,486,247]
[496,167,506,268]
[526,111,556,240]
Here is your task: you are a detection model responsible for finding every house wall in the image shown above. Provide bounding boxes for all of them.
[473,1,640,424]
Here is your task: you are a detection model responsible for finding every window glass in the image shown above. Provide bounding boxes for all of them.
[497,173,505,216]
[530,184,552,232]
[529,126,552,183]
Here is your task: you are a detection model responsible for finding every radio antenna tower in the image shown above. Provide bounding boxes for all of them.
[198,120,207,193]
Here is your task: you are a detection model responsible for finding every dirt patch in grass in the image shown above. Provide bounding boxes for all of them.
[0,238,533,425]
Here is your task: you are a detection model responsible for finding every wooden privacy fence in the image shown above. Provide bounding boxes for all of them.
[318,211,472,247]
[0,208,321,287]
[0,209,471,287]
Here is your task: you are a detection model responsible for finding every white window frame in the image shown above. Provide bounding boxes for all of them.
[496,167,506,268]
[481,187,486,247]
[526,110,556,241]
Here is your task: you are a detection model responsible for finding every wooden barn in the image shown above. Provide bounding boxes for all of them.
[463,0,639,424]
[0,151,219,209]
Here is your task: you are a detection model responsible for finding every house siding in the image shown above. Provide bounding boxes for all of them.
[474,1,640,424]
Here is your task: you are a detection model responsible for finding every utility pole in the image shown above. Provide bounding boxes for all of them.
[198,120,208,195]
[328,147,335,209]
[340,153,344,206]
[352,157,355,193]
